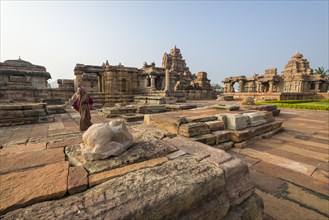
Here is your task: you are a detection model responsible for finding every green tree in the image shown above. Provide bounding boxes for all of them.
[313,67,329,77]
[212,83,223,91]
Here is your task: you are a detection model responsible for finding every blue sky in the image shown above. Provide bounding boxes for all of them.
[1,1,328,85]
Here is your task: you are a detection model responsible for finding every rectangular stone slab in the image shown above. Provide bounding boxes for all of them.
[144,113,186,134]
[0,161,69,215]
[1,156,232,220]
[178,122,211,137]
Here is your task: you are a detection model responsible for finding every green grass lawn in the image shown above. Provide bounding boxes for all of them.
[256,99,329,111]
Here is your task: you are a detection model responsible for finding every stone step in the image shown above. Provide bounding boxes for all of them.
[251,161,329,197]
[232,148,316,176]
[256,190,327,220]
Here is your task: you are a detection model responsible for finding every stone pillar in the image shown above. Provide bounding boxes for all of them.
[165,69,171,92]
[151,76,156,89]
[269,82,273,93]
[315,82,320,92]
[238,80,244,93]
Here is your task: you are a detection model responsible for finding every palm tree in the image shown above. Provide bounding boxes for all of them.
[313,67,329,77]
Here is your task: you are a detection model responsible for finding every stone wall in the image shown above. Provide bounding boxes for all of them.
[0,88,74,103]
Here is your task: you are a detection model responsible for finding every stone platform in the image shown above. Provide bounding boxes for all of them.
[0,100,328,219]
[0,122,263,219]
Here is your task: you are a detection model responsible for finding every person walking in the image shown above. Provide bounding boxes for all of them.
[72,86,94,131]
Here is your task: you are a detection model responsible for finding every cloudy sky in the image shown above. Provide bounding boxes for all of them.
[1,1,328,85]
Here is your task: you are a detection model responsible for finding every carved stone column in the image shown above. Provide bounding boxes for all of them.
[315,82,320,92]
[269,82,273,93]
[150,76,156,89]
[165,69,171,92]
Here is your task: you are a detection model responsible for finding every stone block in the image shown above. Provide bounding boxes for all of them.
[68,166,88,195]
[66,139,176,174]
[213,130,232,144]
[47,137,83,149]
[243,112,267,127]
[163,136,232,165]
[0,142,47,156]
[213,141,234,151]
[205,120,225,131]
[191,133,217,145]
[222,114,249,130]
[185,115,217,123]
[271,109,281,116]
[166,150,187,160]
[0,161,69,215]
[144,113,187,134]
[260,111,275,123]
[89,157,168,187]
[0,148,65,175]
[234,141,248,149]
[222,192,264,220]
[218,158,255,205]
[178,122,211,137]
[1,156,231,219]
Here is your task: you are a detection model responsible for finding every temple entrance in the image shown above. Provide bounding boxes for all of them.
[155,77,163,90]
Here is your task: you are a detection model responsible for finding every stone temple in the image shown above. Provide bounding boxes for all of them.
[74,46,215,106]
[222,52,329,100]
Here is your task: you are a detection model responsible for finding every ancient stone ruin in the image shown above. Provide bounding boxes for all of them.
[74,46,216,107]
[222,52,329,100]
[0,58,74,103]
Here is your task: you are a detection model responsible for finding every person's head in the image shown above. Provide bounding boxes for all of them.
[77,86,85,95]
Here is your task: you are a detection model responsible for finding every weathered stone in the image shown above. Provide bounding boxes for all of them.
[166,149,187,160]
[89,157,168,187]
[178,122,211,137]
[213,141,234,151]
[66,140,176,174]
[81,120,133,161]
[234,141,248,149]
[241,97,255,105]
[222,114,249,130]
[137,105,168,114]
[218,158,255,205]
[185,115,217,123]
[243,112,267,127]
[260,111,275,123]
[2,156,231,219]
[0,161,69,215]
[144,113,187,134]
[132,124,176,143]
[120,113,144,122]
[68,166,88,195]
[191,133,216,145]
[271,108,281,116]
[223,192,264,220]
[213,130,232,144]
[163,136,233,165]
[0,148,65,174]
[212,104,240,111]
[47,136,83,149]
[0,142,47,156]
[205,120,225,131]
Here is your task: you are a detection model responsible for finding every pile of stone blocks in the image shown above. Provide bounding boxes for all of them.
[0,131,263,219]
[145,110,283,150]
[241,104,281,116]
[0,103,54,127]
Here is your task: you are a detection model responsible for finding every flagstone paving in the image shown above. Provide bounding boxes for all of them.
[0,102,328,219]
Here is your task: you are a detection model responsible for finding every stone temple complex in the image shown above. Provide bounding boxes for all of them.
[0,57,74,103]
[74,46,215,106]
[222,52,329,100]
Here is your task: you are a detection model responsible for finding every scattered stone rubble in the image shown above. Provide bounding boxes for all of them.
[145,107,283,150]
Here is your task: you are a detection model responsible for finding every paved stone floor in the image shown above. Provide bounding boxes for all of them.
[0,102,328,219]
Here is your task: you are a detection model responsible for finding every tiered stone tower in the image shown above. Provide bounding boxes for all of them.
[162,46,191,76]
[281,51,313,76]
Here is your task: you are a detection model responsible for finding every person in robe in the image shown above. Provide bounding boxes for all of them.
[72,86,93,131]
